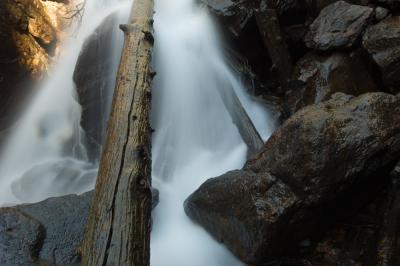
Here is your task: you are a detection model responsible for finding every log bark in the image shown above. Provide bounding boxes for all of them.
[255,9,293,84]
[80,0,154,265]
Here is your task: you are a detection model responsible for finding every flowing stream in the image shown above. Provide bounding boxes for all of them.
[0,0,275,264]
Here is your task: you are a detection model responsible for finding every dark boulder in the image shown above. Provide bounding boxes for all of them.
[73,11,125,161]
[285,52,376,115]
[185,92,400,265]
[362,16,400,94]
[305,1,373,51]
[374,6,389,21]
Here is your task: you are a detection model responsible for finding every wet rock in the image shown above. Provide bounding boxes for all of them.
[74,12,124,161]
[286,52,376,115]
[185,92,400,264]
[0,209,45,266]
[362,16,400,93]
[305,1,373,51]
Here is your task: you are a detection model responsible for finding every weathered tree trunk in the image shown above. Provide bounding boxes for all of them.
[218,86,264,156]
[80,0,154,265]
[255,9,293,84]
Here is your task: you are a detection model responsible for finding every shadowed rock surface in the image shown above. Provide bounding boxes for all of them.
[376,0,400,11]
[363,16,400,94]
[286,52,376,115]
[185,92,400,265]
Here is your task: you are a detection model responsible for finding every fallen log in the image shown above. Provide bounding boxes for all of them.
[80,0,154,265]
[218,86,264,156]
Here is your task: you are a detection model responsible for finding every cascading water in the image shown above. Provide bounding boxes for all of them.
[0,0,129,205]
[150,0,274,265]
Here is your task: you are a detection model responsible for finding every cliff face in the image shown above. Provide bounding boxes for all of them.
[0,0,79,136]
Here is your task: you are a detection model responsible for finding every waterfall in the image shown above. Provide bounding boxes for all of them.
[0,0,129,205]
[0,0,275,264]
[150,0,274,265]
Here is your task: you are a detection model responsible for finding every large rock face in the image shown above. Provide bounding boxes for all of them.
[363,16,400,94]
[305,1,373,51]
[286,52,376,114]
[185,92,400,265]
